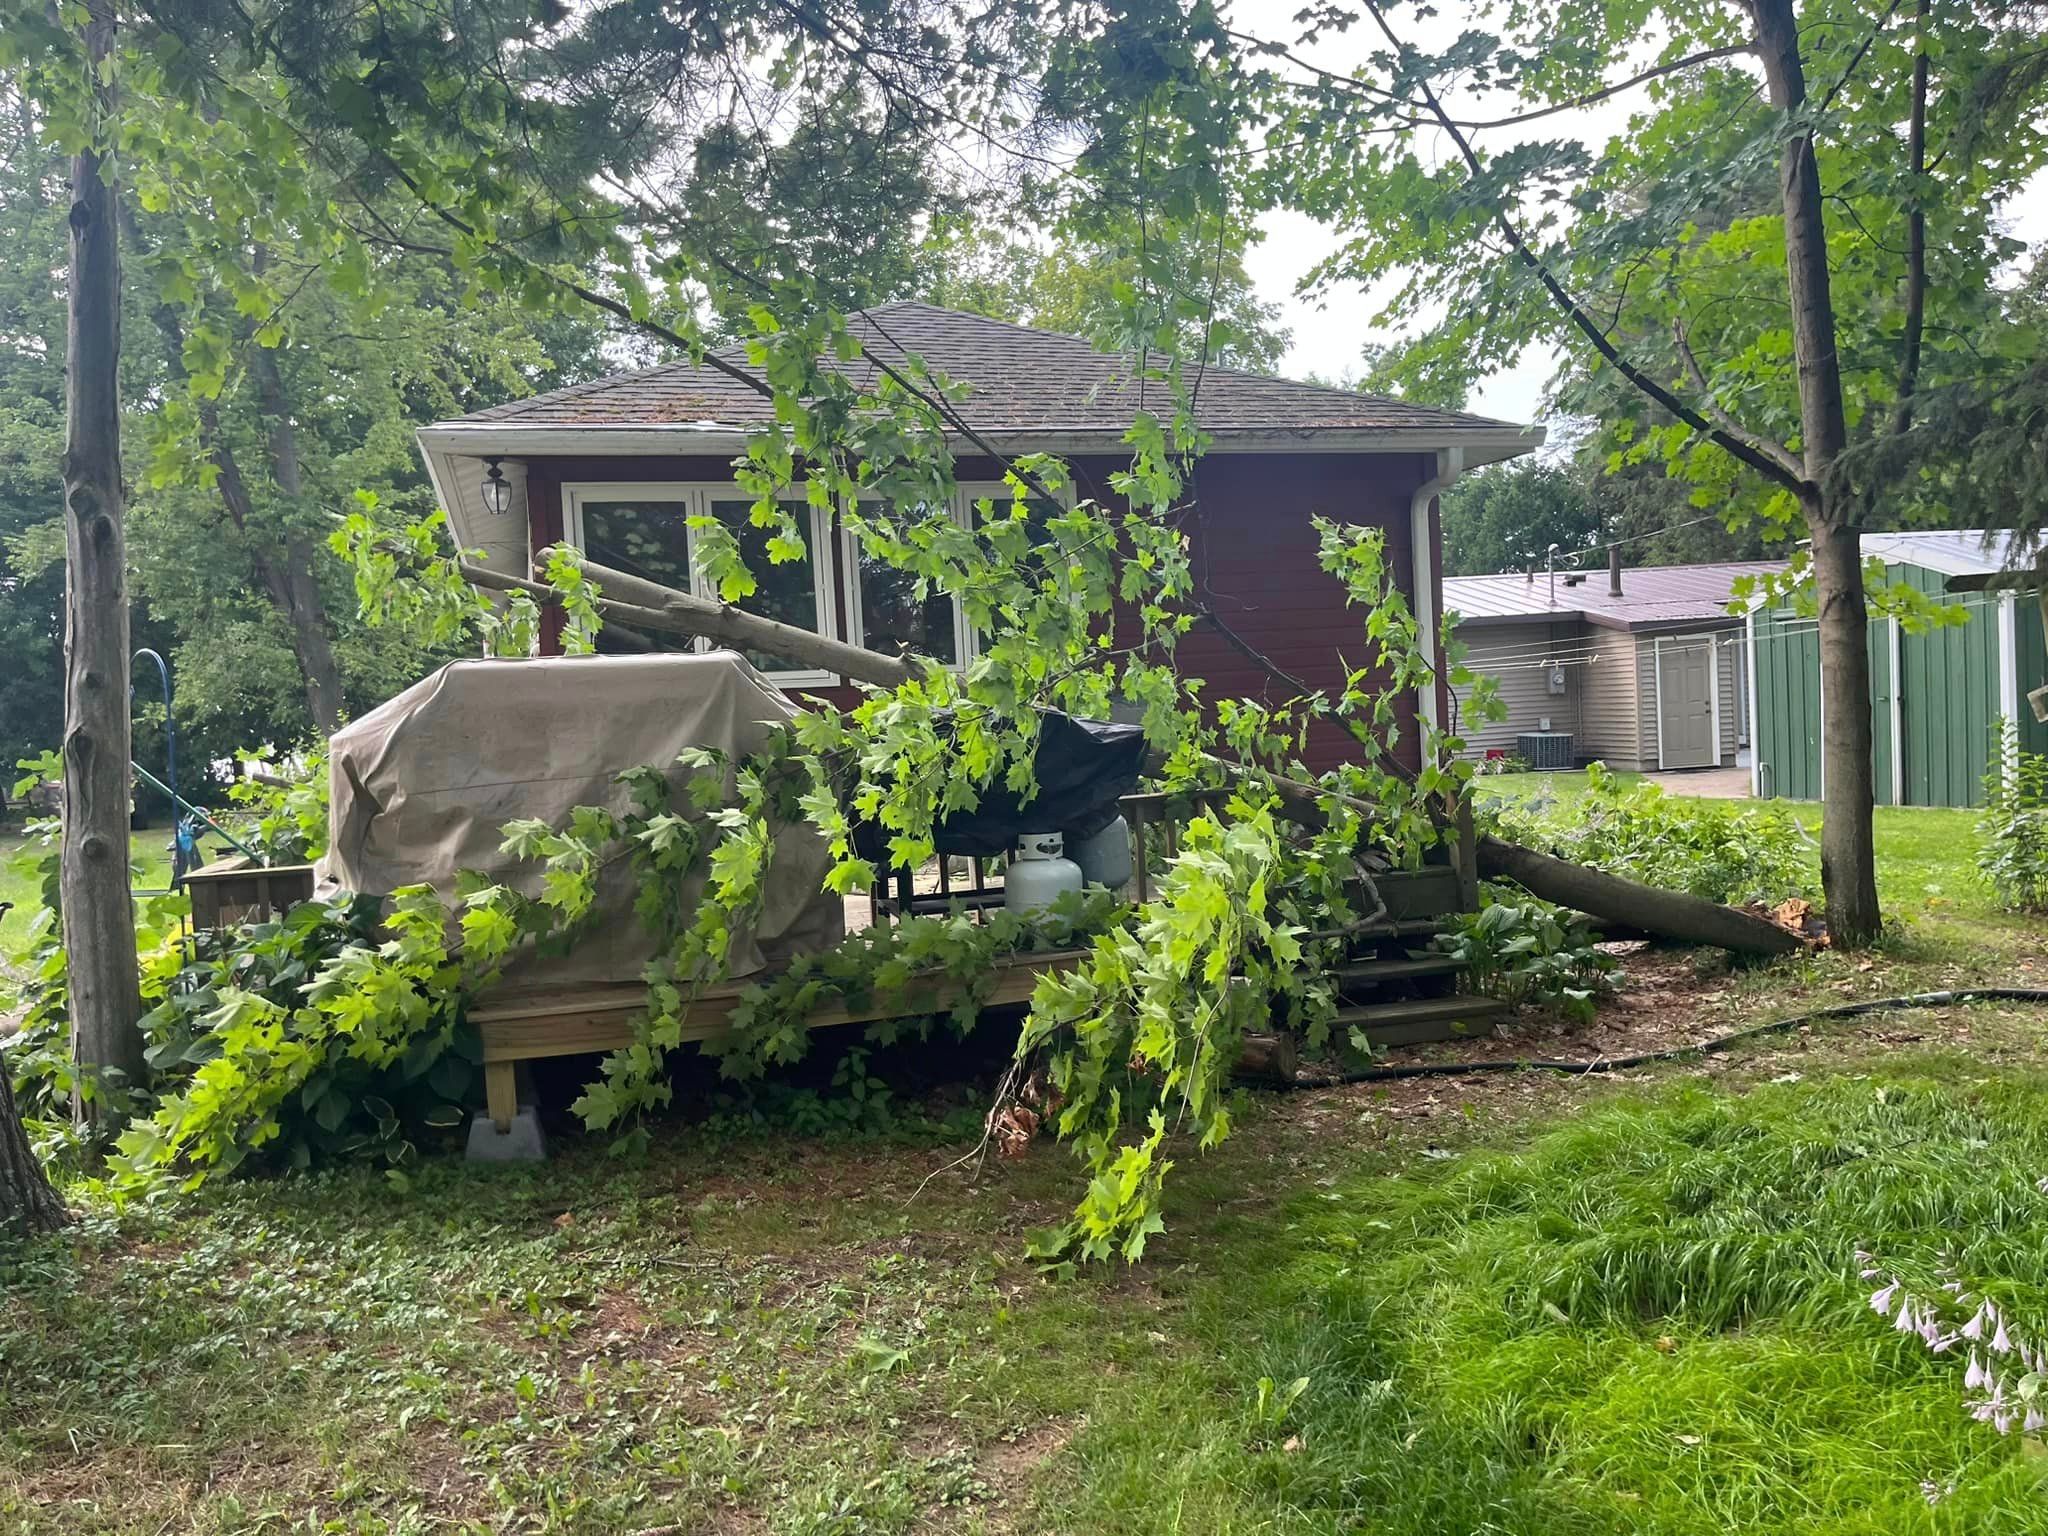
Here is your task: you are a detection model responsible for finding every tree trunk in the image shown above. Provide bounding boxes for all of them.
[1477,835,1803,955]
[1749,0,1881,945]
[249,345,346,733]
[60,0,145,1126]
[1809,516,1881,940]
[0,1070,68,1235]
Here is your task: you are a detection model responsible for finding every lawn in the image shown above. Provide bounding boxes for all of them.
[6,793,2048,1532]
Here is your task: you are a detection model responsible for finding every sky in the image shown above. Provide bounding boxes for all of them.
[1222,0,2048,429]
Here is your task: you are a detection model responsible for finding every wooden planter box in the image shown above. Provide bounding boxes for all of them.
[184,857,315,930]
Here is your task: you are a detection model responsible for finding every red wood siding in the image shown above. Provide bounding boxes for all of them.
[523,451,1439,772]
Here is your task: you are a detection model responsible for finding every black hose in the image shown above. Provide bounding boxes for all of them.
[1287,987,2048,1089]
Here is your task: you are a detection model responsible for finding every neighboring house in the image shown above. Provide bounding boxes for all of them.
[1751,529,2047,808]
[1446,559,1783,772]
[415,302,1541,773]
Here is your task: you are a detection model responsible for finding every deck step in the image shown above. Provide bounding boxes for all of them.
[1336,993,1511,1049]
[1333,955,1463,985]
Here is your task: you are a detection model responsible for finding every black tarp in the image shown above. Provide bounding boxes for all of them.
[851,711,1149,861]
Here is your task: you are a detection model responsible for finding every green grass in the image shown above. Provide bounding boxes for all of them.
[1,827,176,959]
[1475,771,2027,962]
[1039,1052,2048,1534]
[7,791,2048,1530]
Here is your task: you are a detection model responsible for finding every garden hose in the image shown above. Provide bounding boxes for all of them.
[1287,987,2048,1089]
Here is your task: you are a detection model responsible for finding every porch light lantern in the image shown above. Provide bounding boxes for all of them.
[480,457,513,517]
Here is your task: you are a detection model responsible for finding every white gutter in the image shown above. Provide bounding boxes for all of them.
[416,421,1545,465]
[1410,445,1465,732]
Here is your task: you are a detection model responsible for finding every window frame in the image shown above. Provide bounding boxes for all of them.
[952,479,1078,661]
[562,481,841,689]
[839,499,974,671]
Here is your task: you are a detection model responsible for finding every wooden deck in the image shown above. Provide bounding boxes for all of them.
[472,949,1086,1129]
[469,861,1496,1133]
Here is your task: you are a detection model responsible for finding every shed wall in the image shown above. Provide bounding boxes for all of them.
[1453,620,1585,757]
[1576,628,1644,768]
[1752,561,2032,807]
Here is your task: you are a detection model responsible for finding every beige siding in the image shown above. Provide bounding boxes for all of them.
[1577,628,1644,767]
[1454,621,1585,758]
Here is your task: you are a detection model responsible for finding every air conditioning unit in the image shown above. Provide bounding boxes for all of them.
[1517,732,1575,770]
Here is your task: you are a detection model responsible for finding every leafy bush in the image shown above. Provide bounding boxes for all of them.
[225,743,331,865]
[115,888,515,1185]
[1495,762,1815,905]
[1437,890,1616,1021]
[1978,721,2048,913]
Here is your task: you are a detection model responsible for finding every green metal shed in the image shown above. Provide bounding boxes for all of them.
[1749,530,2042,808]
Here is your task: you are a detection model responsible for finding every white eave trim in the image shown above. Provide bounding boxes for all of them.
[415,420,1545,463]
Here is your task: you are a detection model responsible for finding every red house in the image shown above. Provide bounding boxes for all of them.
[415,303,1541,772]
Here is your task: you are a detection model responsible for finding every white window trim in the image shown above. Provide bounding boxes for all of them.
[839,501,973,671]
[562,481,840,688]
[953,479,1077,663]
[1652,631,1721,772]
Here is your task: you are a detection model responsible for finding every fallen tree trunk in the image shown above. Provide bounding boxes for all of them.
[532,547,922,687]
[1477,834,1803,956]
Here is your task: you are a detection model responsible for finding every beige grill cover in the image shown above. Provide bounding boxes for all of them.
[319,652,844,985]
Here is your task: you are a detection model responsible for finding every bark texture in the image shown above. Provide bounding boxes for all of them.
[0,1070,68,1235]
[61,0,146,1122]
[1749,0,1882,946]
[1477,836,1803,956]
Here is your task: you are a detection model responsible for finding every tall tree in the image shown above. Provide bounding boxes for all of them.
[928,210,1292,371]
[1218,0,2048,943]
[1439,461,1597,576]
[58,0,143,1113]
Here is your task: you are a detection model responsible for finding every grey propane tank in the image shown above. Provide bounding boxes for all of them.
[1065,815,1134,890]
[1004,831,1084,916]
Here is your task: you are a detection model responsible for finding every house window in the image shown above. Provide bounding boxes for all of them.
[956,480,1075,616]
[572,491,693,658]
[696,498,838,684]
[563,483,838,687]
[844,501,968,667]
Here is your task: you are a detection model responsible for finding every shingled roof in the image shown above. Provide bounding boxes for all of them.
[447,301,1522,440]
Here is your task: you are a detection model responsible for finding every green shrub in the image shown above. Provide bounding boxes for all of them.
[1437,890,1616,1021]
[225,743,330,865]
[1495,762,1815,905]
[1978,721,2048,913]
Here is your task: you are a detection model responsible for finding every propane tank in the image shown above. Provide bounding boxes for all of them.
[1066,815,1134,890]
[1004,831,1084,916]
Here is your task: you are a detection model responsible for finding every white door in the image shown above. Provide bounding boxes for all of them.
[1657,638,1717,769]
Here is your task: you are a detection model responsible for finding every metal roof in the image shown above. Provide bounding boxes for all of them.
[1445,561,1786,631]
[444,301,1528,441]
[1859,529,2022,578]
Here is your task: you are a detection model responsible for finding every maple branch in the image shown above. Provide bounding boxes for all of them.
[1672,319,1806,479]
[1230,28,1750,131]
[1353,0,1812,496]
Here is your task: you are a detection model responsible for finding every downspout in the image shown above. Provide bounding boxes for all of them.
[1410,446,1465,732]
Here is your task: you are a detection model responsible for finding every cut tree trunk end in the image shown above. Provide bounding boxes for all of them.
[0,1059,69,1236]
[61,0,146,1129]
[1477,835,1803,956]
[1809,517,1882,947]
